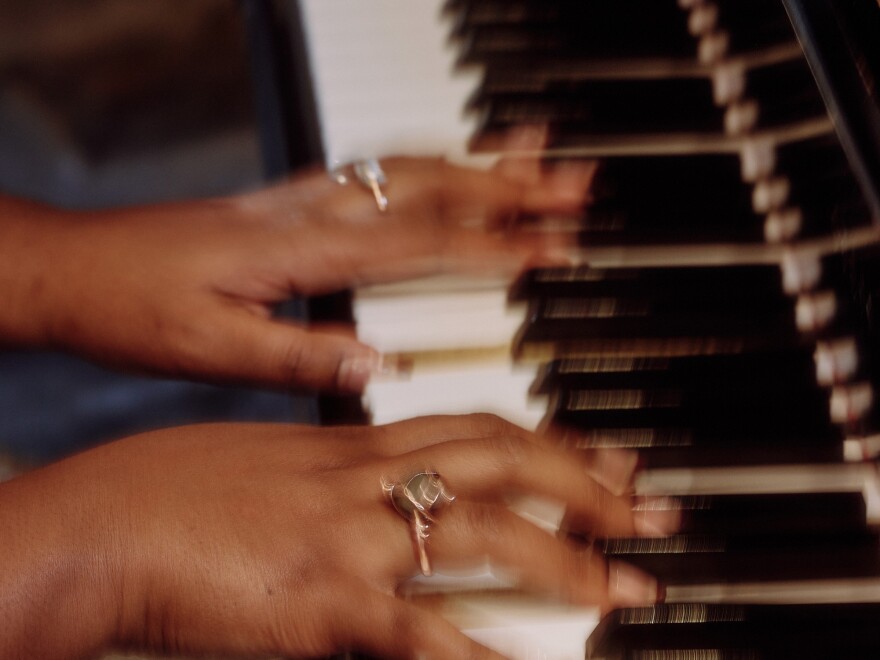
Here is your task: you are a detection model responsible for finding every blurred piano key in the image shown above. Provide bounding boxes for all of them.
[281,0,880,658]
[296,0,481,167]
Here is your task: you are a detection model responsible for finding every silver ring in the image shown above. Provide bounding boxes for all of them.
[381,471,455,576]
[332,158,389,212]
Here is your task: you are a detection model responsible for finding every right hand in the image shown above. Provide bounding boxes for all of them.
[0,414,674,659]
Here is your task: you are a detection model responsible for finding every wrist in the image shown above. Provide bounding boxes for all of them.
[0,198,77,348]
[0,461,122,658]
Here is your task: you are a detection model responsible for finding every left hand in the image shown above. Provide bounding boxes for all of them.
[13,151,591,392]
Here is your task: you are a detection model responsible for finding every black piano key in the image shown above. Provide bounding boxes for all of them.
[531,351,821,394]
[587,603,880,659]
[776,133,852,173]
[608,443,843,469]
[576,209,764,245]
[453,0,799,65]
[787,170,866,210]
[552,384,833,426]
[740,60,828,129]
[601,530,880,584]
[554,406,838,449]
[552,375,835,419]
[474,78,724,136]
[515,319,797,357]
[725,19,799,58]
[471,58,825,139]
[528,289,800,319]
[664,492,868,537]
[592,153,746,196]
[795,196,873,240]
[585,154,758,230]
[509,264,790,303]
[513,303,811,356]
[449,0,566,32]
[552,382,844,467]
[454,2,696,63]
[767,139,869,218]
[450,0,684,27]
[457,24,696,65]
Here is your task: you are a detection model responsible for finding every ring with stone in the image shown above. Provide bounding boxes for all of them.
[381,471,455,576]
[331,158,389,212]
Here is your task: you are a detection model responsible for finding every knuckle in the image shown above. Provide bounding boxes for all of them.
[162,315,217,374]
[465,412,514,437]
[460,504,506,545]
[276,337,309,379]
[368,424,395,455]
[385,604,421,642]
[562,545,607,601]
[485,433,530,475]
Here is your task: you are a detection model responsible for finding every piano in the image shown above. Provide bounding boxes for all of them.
[245,0,880,656]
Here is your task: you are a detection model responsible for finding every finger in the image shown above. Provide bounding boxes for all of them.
[522,158,598,210]
[433,159,587,216]
[582,448,640,496]
[316,156,586,223]
[334,584,505,660]
[389,435,677,538]
[494,125,548,185]
[373,413,543,456]
[279,221,573,291]
[203,310,381,393]
[430,502,659,608]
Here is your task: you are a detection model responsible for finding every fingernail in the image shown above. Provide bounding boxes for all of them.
[550,161,594,202]
[633,497,682,537]
[593,449,639,496]
[608,561,659,606]
[377,353,413,379]
[339,352,414,392]
[507,125,547,150]
[538,246,579,267]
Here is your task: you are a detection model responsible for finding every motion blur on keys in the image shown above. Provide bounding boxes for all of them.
[4,0,880,658]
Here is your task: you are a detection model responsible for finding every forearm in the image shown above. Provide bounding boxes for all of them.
[0,465,119,659]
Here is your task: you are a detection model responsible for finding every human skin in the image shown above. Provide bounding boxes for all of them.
[0,140,672,658]
[0,414,669,659]
[0,148,592,394]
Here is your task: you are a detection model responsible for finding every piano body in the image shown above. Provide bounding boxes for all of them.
[246,0,880,656]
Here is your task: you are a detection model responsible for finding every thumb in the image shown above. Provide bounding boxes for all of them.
[212,313,381,393]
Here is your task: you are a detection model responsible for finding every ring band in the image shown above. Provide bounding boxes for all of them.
[382,471,455,576]
[354,159,389,212]
[332,159,389,212]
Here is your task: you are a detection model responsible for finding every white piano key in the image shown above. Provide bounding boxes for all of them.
[453,596,600,660]
[636,462,880,521]
[366,361,544,429]
[296,0,479,167]
[354,284,525,354]
[668,577,880,604]
[296,3,880,656]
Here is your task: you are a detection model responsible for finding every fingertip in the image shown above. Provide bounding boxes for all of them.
[632,497,682,537]
[527,159,597,212]
[607,561,661,607]
[337,349,381,393]
[502,124,548,153]
[590,448,640,497]
[337,351,412,393]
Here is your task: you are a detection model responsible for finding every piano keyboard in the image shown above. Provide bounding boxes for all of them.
[290,0,880,657]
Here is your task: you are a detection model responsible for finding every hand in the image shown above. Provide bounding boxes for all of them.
[4,148,593,393]
[0,414,673,659]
